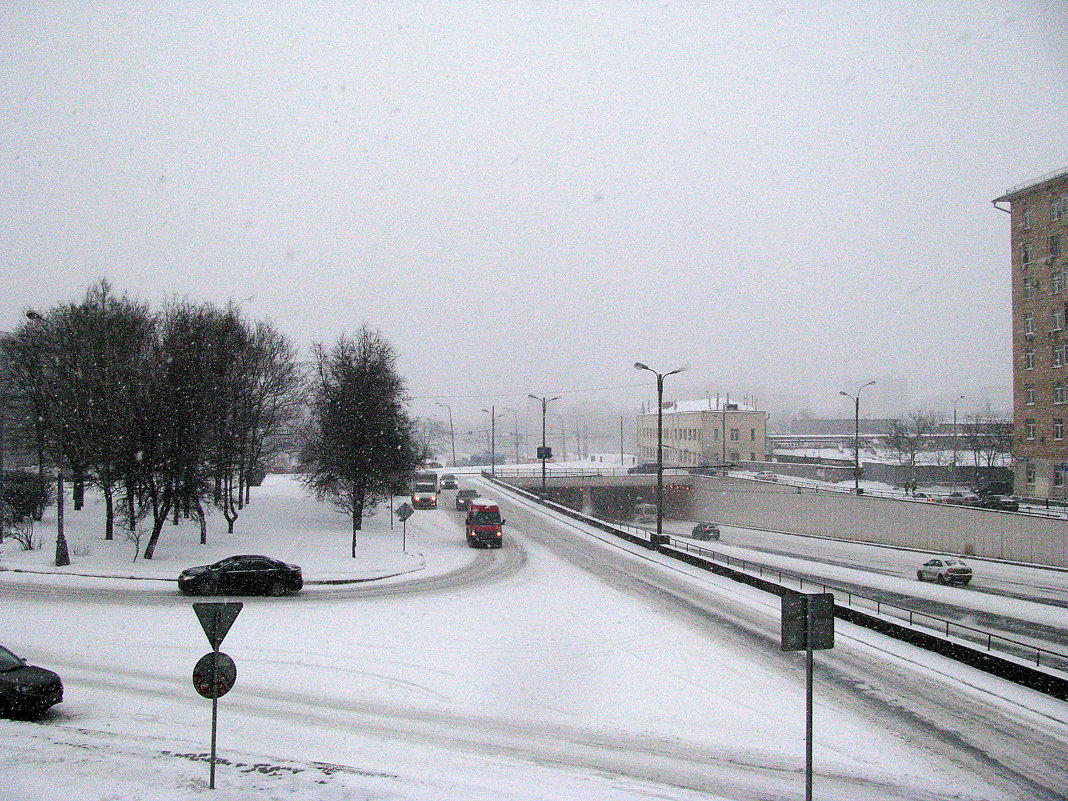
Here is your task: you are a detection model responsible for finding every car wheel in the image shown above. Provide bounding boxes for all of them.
[200,578,219,596]
[936,573,946,585]
[916,571,924,581]
[268,579,288,597]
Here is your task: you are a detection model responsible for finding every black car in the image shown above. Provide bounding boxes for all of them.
[968,495,1020,512]
[179,555,303,596]
[0,646,63,717]
[455,488,479,511]
[690,522,721,540]
[440,473,458,490]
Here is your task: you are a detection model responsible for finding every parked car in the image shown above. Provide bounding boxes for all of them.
[690,522,720,540]
[179,555,303,596]
[455,488,479,511]
[440,473,458,490]
[916,557,972,585]
[968,495,1020,512]
[943,492,980,506]
[627,463,659,474]
[754,472,778,482]
[0,646,63,717]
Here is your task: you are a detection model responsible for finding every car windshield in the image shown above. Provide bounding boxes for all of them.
[470,509,501,525]
[414,483,436,492]
[945,559,967,567]
[0,646,25,671]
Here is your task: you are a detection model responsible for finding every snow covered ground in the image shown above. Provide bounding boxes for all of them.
[2,474,1066,800]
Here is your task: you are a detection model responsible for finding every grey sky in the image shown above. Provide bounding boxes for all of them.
[2,2,1066,436]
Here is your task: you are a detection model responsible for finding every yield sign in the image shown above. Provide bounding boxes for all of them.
[193,602,243,651]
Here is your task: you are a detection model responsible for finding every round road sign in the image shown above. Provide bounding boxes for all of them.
[192,651,237,699]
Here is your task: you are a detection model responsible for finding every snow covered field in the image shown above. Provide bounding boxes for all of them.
[2,474,1066,800]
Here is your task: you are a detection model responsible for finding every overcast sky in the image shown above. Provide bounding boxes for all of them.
[2,2,1066,436]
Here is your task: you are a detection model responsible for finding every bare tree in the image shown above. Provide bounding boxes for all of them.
[299,327,421,557]
[962,409,1013,468]
[884,411,942,486]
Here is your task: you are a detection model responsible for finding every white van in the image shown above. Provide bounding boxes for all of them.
[634,502,658,525]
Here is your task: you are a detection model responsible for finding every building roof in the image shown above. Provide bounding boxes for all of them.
[993,168,1068,203]
[639,398,760,415]
[777,418,896,436]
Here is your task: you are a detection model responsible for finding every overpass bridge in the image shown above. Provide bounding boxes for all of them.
[484,467,1068,569]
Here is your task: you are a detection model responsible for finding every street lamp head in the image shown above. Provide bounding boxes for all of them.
[634,362,650,372]
[25,310,43,321]
[665,366,686,377]
[839,390,851,398]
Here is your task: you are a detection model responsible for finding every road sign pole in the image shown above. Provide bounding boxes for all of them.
[402,518,407,552]
[210,691,218,789]
[806,645,813,801]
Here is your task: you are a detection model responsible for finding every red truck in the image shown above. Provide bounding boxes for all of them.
[465,499,505,548]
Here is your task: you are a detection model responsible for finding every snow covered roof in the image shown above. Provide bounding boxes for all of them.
[641,398,760,415]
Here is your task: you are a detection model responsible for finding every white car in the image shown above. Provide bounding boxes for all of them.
[916,558,972,586]
[754,472,778,482]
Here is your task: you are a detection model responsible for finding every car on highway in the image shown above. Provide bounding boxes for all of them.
[0,645,63,717]
[968,495,1020,512]
[689,522,720,540]
[440,473,458,489]
[455,488,479,510]
[942,492,980,506]
[754,472,778,482]
[178,555,303,596]
[916,557,972,585]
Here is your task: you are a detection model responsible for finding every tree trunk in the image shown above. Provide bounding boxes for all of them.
[142,509,168,560]
[73,473,85,510]
[196,501,207,545]
[103,484,114,541]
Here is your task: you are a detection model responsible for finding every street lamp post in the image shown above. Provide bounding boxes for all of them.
[635,362,685,547]
[481,407,504,477]
[503,407,520,465]
[952,395,966,491]
[839,381,875,494]
[435,402,456,467]
[25,309,69,565]
[528,394,560,491]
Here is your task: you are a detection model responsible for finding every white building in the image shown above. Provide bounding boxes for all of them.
[636,399,768,466]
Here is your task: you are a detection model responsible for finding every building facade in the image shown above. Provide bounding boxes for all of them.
[994,169,1068,499]
[636,399,768,467]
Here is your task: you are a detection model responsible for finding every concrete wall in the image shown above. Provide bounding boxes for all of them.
[684,475,1068,567]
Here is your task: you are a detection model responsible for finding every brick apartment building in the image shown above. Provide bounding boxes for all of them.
[636,398,768,467]
[994,168,1068,499]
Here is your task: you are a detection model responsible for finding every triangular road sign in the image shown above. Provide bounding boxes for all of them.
[193,602,243,650]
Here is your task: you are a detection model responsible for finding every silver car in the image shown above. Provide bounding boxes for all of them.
[917,557,972,586]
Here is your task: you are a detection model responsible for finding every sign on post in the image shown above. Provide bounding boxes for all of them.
[537,446,552,460]
[191,602,242,789]
[781,591,835,801]
[396,502,414,521]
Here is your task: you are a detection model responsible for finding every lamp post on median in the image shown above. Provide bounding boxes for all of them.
[951,395,966,492]
[634,362,686,546]
[481,406,505,477]
[839,381,875,495]
[435,402,456,468]
[528,394,560,491]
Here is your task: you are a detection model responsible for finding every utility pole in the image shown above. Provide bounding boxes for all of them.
[528,394,560,491]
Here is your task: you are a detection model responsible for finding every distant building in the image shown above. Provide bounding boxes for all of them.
[636,398,768,466]
[994,168,1068,498]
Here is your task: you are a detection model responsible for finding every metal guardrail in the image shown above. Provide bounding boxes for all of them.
[484,472,1068,679]
[666,537,1068,675]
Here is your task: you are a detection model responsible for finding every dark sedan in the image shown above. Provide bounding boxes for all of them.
[690,522,721,540]
[179,555,303,596]
[0,646,63,717]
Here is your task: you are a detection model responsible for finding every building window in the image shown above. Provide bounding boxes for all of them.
[730,428,739,441]
[1056,470,1065,487]
[1025,312,1035,335]
[1056,383,1066,405]
[1026,278,1038,298]
[1022,243,1032,268]
[1026,462,1036,484]
[1055,306,1066,331]
[1055,343,1067,367]
[750,452,756,461]
[1052,273,1063,295]
[750,428,756,441]
[1026,419,1036,440]
[1023,206,1033,230]
[1055,418,1064,440]
[1053,194,1066,222]
[1025,349,1035,369]
[1025,385,1036,405]
[1052,233,1062,260]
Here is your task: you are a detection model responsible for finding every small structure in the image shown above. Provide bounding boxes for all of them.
[635,397,768,467]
